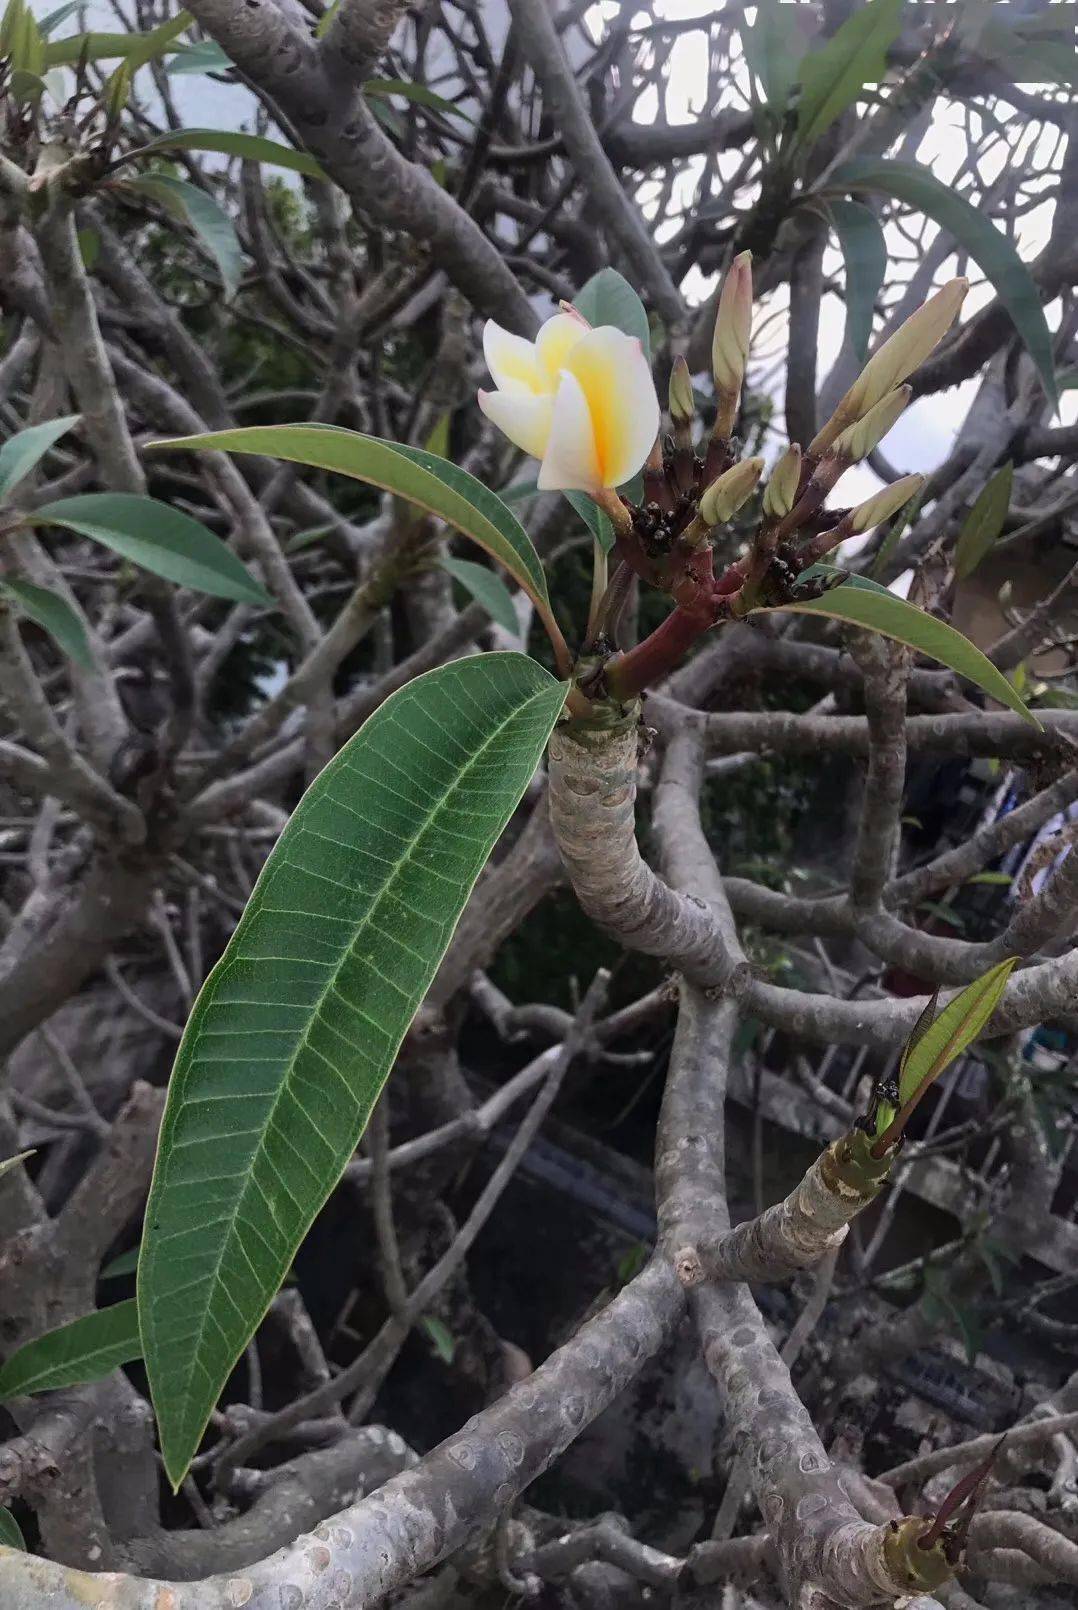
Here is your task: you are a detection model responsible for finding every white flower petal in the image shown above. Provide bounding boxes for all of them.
[482,320,547,396]
[536,370,602,493]
[478,388,554,461]
[563,327,660,488]
[535,312,589,385]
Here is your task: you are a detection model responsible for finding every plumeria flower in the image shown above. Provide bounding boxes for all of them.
[478,306,660,496]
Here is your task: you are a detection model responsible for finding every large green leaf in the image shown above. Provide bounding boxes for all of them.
[954,462,1013,581]
[830,157,1057,404]
[128,128,325,179]
[760,583,1039,725]
[573,268,651,360]
[0,415,80,502]
[1,579,94,671]
[439,557,520,635]
[796,0,903,148]
[830,198,886,363]
[149,425,558,642]
[138,652,567,1488]
[0,1509,25,1550]
[740,0,807,116]
[30,493,273,606]
[121,174,242,302]
[0,1301,141,1400]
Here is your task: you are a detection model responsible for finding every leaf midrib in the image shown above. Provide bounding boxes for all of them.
[148,667,558,1465]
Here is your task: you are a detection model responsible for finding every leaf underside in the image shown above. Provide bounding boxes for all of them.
[138,652,566,1489]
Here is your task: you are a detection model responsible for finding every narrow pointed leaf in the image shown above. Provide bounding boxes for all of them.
[0,1301,141,1400]
[898,959,1019,1109]
[121,174,242,301]
[164,38,233,74]
[0,1509,25,1550]
[130,127,325,179]
[37,0,81,36]
[30,493,273,606]
[830,198,886,363]
[0,414,80,502]
[44,10,191,64]
[573,268,651,360]
[149,425,556,638]
[831,157,1057,404]
[138,652,567,1488]
[564,489,615,554]
[364,77,473,122]
[954,462,1013,580]
[439,557,520,635]
[797,0,903,147]
[0,1150,34,1181]
[0,580,94,671]
[760,583,1039,725]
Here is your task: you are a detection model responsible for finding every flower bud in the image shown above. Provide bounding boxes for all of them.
[712,250,752,439]
[668,354,695,425]
[762,443,802,518]
[849,473,925,535]
[831,386,911,463]
[810,278,968,455]
[699,456,764,526]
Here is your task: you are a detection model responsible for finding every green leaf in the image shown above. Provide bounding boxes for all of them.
[1,580,94,671]
[37,0,81,36]
[498,480,540,505]
[966,871,1012,886]
[741,0,807,116]
[760,583,1040,726]
[440,557,519,635]
[315,0,342,36]
[0,414,80,502]
[129,128,325,180]
[121,174,242,302]
[44,10,192,65]
[77,227,100,270]
[164,38,232,74]
[0,1301,141,1400]
[0,1508,25,1550]
[830,158,1057,405]
[797,0,903,148]
[364,76,473,122]
[573,268,651,361]
[30,493,273,607]
[285,521,337,554]
[101,1246,141,1281]
[0,1150,34,1181]
[138,652,568,1488]
[870,484,924,580]
[898,959,1019,1110]
[564,490,615,555]
[149,425,558,643]
[954,462,1013,581]
[421,1315,456,1364]
[830,198,886,363]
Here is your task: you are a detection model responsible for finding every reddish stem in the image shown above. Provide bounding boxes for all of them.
[603,605,713,701]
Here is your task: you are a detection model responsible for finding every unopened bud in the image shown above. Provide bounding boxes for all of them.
[668,355,695,425]
[763,443,802,518]
[712,250,752,439]
[699,456,764,526]
[831,386,911,463]
[810,278,968,455]
[849,473,925,535]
